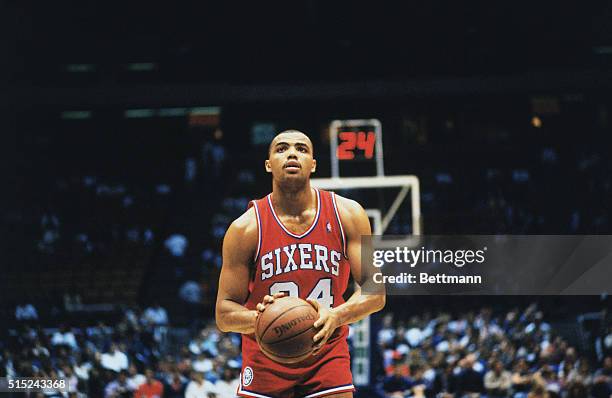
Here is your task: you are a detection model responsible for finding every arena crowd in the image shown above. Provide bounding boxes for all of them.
[2,304,240,397]
[2,301,610,398]
[376,303,611,398]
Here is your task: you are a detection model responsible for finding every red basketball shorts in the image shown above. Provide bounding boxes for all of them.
[238,333,354,398]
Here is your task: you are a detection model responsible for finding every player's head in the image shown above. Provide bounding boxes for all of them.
[265,130,316,189]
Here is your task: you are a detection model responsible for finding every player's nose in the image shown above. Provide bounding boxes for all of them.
[286,147,298,158]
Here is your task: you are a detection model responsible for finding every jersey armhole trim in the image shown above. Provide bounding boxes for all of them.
[251,201,262,263]
[331,192,348,259]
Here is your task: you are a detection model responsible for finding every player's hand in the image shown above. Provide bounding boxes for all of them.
[256,292,285,313]
[307,299,341,356]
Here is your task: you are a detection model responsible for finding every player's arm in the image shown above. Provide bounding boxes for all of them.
[215,208,260,334]
[309,195,385,353]
[331,195,386,324]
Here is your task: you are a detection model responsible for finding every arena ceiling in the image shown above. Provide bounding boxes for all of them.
[4,1,612,85]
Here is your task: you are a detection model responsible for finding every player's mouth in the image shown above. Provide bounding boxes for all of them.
[284,161,301,172]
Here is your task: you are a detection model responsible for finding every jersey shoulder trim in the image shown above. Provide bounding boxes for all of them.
[247,200,263,263]
[331,192,348,258]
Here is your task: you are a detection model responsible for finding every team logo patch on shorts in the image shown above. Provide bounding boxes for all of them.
[242,366,254,386]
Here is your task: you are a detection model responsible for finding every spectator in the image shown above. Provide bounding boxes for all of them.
[215,366,240,398]
[133,368,163,398]
[163,372,187,398]
[534,366,561,398]
[51,325,78,351]
[528,384,549,398]
[127,364,145,391]
[189,335,206,356]
[185,371,217,398]
[105,370,132,398]
[566,360,593,387]
[185,157,197,183]
[565,382,588,398]
[405,317,425,347]
[60,365,79,393]
[596,326,611,359]
[591,356,611,398]
[512,359,533,398]
[100,343,129,373]
[87,365,107,397]
[176,349,193,375]
[31,339,50,359]
[453,354,484,397]
[164,234,188,257]
[201,139,225,178]
[142,303,169,327]
[382,365,411,398]
[192,352,213,374]
[179,279,205,326]
[74,353,93,386]
[484,360,512,398]
[179,280,202,305]
[88,322,114,349]
[385,354,409,377]
[122,307,143,333]
[408,365,428,389]
[433,361,454,396]
[15,303,39,321]
[378,313,396,348]
[411,383,427,398]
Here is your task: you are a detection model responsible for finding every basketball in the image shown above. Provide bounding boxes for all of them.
[255,296,319,364]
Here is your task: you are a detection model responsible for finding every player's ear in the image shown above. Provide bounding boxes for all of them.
[265,159,272,173]
[311,158,317,173]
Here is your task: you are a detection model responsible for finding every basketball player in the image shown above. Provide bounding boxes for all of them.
[216,130,385,398]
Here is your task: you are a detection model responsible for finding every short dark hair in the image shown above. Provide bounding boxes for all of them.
[268,130,313,156]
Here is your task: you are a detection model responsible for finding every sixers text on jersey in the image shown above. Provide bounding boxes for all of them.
[259,243,342,279]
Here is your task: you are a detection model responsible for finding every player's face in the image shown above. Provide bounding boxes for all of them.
[265,133,316,184]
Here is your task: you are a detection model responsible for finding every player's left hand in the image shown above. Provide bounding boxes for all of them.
[256,292,286,313]
[307,299,341,355]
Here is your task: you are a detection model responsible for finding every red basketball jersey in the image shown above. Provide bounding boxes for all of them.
[242,187,351,360]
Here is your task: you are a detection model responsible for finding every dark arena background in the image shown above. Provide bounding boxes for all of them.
[2,2,612,398]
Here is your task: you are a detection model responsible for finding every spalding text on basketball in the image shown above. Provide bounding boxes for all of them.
[273,313,317,338]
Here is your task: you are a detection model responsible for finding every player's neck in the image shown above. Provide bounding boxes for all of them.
[271,182,315,216]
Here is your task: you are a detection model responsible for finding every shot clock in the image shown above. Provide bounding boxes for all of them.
[329,119,384,177]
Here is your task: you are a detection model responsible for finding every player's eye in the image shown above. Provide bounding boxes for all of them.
[297,147,307,153]
[276,146,286,152]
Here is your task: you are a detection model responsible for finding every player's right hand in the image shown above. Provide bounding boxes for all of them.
[256,292,285,313]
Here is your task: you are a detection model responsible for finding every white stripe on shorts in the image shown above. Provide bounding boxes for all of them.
[302,384,355,398]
